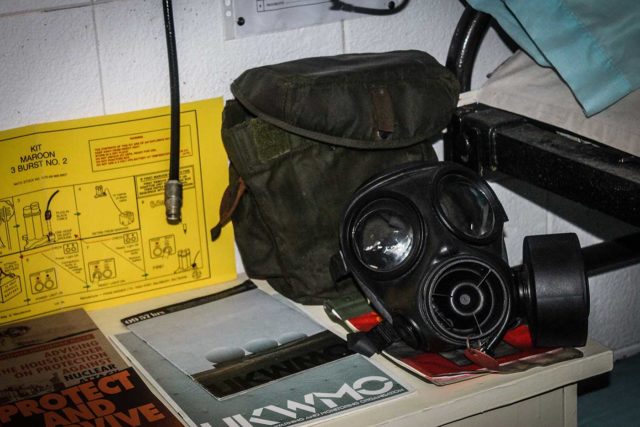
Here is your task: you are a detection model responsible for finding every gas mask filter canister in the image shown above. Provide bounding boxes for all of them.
[331,161,589,356]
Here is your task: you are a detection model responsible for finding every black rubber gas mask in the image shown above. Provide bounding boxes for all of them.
[332,162,589,356]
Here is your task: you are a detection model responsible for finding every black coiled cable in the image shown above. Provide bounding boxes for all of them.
[163,0,180,182]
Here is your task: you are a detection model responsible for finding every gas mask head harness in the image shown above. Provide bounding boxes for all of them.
[331,161,589,356]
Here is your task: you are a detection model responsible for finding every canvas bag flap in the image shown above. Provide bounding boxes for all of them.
[230,50,460,149]
[218,50,460,304]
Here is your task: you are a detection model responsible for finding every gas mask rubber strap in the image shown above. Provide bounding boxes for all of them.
[329,252,350,282]
[346,320,400,357]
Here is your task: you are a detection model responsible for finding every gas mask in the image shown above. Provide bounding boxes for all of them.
[331,161,589,356]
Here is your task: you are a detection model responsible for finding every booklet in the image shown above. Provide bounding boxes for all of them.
[0,309,127,397]
[0,309,182,426]
[115,280,411,426]
[324,295,583,385]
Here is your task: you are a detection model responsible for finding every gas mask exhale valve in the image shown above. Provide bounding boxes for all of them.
[331,161,589,356]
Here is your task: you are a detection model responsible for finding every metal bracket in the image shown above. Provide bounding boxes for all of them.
[449,104,640,227]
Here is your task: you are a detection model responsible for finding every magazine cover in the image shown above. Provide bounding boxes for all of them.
[116,281,411,426]
[0,367,183,427]
[0,309,128,402]
[122,281,327,392]
[0,309,183,426]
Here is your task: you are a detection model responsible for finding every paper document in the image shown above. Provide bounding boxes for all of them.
[223,0,392,39]
[0,98,236,324]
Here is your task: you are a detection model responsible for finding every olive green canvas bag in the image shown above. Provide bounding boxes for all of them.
[211,50,460,304]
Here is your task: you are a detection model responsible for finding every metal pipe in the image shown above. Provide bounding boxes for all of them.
[445,8,491,92]
[443,7,491,160]
[582,233,640,277]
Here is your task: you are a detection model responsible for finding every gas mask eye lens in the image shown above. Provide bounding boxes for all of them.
[436,173,496,240]
[353,200,417,272]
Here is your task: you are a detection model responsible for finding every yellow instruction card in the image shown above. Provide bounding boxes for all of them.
[0,98,236,323]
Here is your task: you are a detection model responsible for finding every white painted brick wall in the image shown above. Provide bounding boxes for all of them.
[1,0,637,358]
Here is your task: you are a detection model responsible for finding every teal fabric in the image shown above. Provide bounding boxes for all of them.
[468,0,640,116]
[579,354,640,426]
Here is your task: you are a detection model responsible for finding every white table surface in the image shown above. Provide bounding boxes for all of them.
[88,276,613,427]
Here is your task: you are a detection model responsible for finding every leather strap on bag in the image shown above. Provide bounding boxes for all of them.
[370,85,395,140]
[210,177,246,241]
